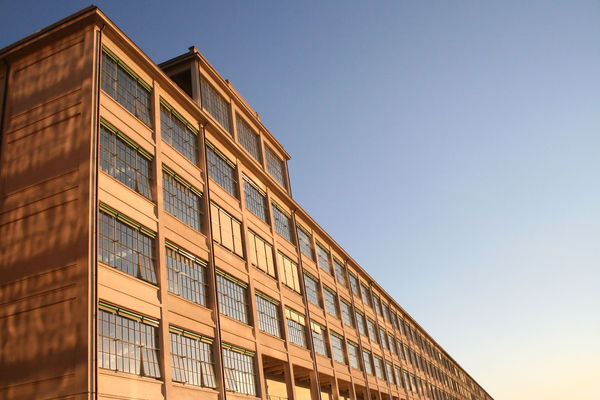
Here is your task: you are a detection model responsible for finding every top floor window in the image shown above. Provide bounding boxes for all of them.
[296,225,314,260]
[206,142,237,197]
[382,302,390,321]
[99,122,153,200]
[334,258,347,287]
[236,115,261,163]
[316,243,332,275]
[200,75,231,134]
[373,295,382,316]
[349,272,360,296]
[160,101,198,164]
[361,284,372,307]
[272,203,294,242]
[243,176,269,223]
[101,49,152,127]
[265,146,286,187]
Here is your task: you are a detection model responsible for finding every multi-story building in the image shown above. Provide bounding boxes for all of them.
[0,6,493,400]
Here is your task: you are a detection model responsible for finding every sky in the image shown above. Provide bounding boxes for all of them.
[1,1,599,399]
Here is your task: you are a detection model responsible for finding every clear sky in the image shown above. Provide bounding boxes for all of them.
[1,1,598,399]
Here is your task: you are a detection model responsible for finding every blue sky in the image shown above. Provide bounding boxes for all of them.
[1,1,599,399]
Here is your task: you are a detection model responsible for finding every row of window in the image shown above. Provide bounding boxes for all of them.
[100,48,480,397]
[98,303,256,396]
[98,301,464,400]
[99,198,459,389]
[101,49,287,191]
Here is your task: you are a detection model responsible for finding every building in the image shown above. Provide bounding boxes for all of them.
[0,6,493,400]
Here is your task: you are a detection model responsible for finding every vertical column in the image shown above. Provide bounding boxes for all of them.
[151,81,175,399]
[200,121,228,400]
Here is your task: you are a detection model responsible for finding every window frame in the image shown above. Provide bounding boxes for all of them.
[222,344,256,396]
[163,166,203,231]
[216,270,249,324]
[206,141,237,198]
[243,175,269,223]
[99,120,154,200]
[98,205,157,284]
[169,326,216,388]
[101,48,153,127]
[286,307,307,348]
[255,292,281,338]
[165,241,208,306]
[98,303,161,379]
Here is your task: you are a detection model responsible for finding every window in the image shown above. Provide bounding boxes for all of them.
[323,286,339,318]
[361,284,372,307]
[386,362,395,384]
[165,242,208,306]
[101,49,152,127]
[403,370,411,391]
[160,101,198,164]
[397,340,406,359]
[285,307,307,348]
[163,166,202,231]
[410,349,417,366]
[363,350,373,375]
[206,142,237,197]
[404,322,412,340]
[330,332,346,364]
[272,202,294,242]
[200,75,231,133]
[236,115,261,162]
[303,271,321,306]
[349,272,360,296]
[296,225,313,259]
[316,243,332,275]
[216,271,248,324]
[394,365,403,388]
[398,318,405,336]
[382,303,390,322]
[311,321,328,357]
[98,205,156,284]
[387,332,396,354]
[170,327,216,388]
[333,263,346,292]
[373,295,382,316]
[356,310,367,336]
[374,355,385,380]
[99,122,153,200]
[247,229,275,277]
[279,252,300,293]
[391,311,399,330]
[98,304,160,378]
[340,298,354,327]
[222,345,256,396]
[265,146,286,187]
[379,326,388,350]
[410,374,417,392]
[367,319,378,343]
[210,203,243,257]
[347,340,361,370]
[243,176,268,223]
[255,292,281,337]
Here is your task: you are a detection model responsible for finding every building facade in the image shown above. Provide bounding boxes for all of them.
[0,7,493,400]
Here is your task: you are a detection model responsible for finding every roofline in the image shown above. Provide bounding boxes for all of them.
[0,5,99,57]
